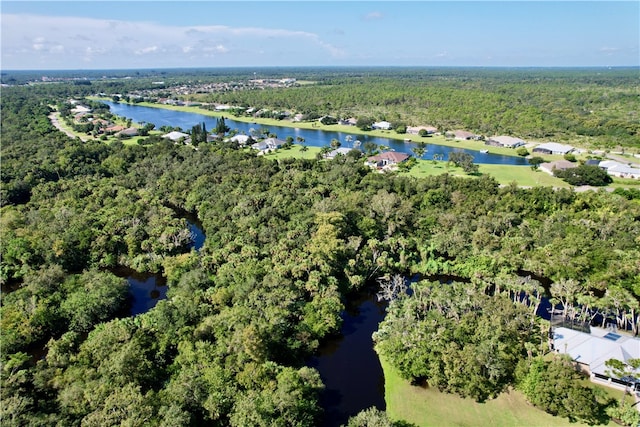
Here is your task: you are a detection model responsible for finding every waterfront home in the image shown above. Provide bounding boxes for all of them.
[407,125,438,135]
[324,147,357,159]
[228,134,251,146]
[446,130,478,140]
[533,142,575,155]
[162,131,190,142]
[365,152,410,170]
[372,121,392,130]
[339,117,358,126]
[552,326,640,391]
[485,135,526,148]
[251,137,285,153]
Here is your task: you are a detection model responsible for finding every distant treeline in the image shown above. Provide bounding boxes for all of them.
[4,67,639,149]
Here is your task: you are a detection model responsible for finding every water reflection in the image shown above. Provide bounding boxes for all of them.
[103,101,529,166]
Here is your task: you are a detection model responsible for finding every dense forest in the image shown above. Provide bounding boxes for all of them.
[1,74,640,425]
[191,67,640,149]
[4,67,639,149]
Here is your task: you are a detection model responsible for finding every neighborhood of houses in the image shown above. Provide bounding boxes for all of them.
[67,98,640,179]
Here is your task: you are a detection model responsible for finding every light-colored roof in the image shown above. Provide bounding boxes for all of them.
[599,160,626,169]
[326,147,352,157]
[533,142,575,154]
[372,121,392,129]
[162,131,190,141]
[491,135,525,147]
[608,164,640,175]
[554,327,640,378]
[229,134,250,144]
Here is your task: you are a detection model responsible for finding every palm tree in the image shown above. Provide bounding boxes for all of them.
[345,135,353,147]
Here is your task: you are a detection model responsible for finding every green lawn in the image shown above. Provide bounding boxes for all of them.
[262,145,322,160]
[403,160,570,187]
[381,357,608,427]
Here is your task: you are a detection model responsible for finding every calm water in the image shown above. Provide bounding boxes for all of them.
[104,101,529,166]
[308,291,388,427]
[113,218,205,316]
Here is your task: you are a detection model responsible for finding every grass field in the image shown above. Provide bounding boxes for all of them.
[262,145,322,160]
[403,161,570,187]
[380,357,617,427]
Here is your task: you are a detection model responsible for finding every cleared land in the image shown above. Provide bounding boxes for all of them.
[380,357,618,427]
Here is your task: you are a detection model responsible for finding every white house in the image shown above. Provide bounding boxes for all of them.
[533,142,575,155]
[324,147,356,159]
[372,121,392,130]
[228,134,251,146]
[598,160,640,179]
[162,131,190,142]
[553,326,640,389]
[251,137,284,152]
[607,164,640,179]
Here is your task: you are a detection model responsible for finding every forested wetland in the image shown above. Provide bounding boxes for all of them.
[2,68,640,426]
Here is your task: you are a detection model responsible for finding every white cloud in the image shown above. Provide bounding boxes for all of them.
[135,46,159,55]
[363,11,384,21]
[1,13,347,68]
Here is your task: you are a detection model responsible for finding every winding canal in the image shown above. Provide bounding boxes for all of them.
[103,101,529,166]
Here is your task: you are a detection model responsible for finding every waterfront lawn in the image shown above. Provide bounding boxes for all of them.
[403,160,570,187]
[262,145,322,160]
[381,357,599,427]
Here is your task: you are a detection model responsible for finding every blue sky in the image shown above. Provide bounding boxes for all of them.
[2,1,638,69]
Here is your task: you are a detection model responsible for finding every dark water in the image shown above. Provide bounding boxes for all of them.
[113,218,205,316]
[111,267,168,316]
[309,291,388,427]
[103,101,529,166]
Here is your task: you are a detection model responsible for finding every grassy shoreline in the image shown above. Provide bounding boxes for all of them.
[89,97,532,157]
[85,97,637,188]
[380,356,616,427]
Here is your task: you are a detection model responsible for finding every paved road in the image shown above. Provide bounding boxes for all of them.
[49,112,87,142]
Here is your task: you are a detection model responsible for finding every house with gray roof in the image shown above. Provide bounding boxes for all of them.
[533,142,575,155]
[251,137,284,153]
[485,135,526,148]
[553,326,640,390]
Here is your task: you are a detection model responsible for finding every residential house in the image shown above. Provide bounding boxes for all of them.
[251,137,285,152]
[539,160,578,175]
[372,121,392,130]
[446,130,478,140]
[485,135,526,148]
[339,117,358,126]
[598,160,640,179]
[117,127,139,138]
[324,147,356,159]
[70,105,91,114]
[105,125,126,134]
[365,152,410,170]
[407,125,438,135]
[162,131,190,142]
[552,326,640,390]
[533,142,575,155]
[228,134,251,146]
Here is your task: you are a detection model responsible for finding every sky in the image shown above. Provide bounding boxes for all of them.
[1,1,639,70]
